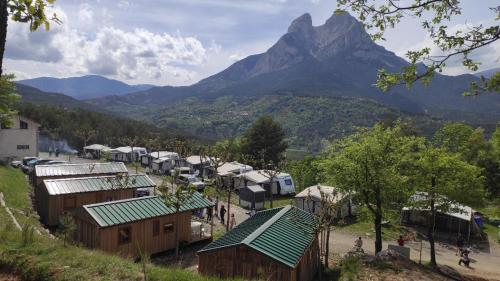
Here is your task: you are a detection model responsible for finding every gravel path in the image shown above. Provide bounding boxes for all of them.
[330,229,500,280]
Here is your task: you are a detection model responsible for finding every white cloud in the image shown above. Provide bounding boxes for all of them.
[78,3,94,22]
[5,8,211,85]
[392,21,500,75]
[117,1,130,10]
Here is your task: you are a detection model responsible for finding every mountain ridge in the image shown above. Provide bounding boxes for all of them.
[89,12,499,120]
[17,75,155,100]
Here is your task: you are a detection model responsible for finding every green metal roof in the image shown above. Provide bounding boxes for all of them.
[198,205,317,268]
[83,193,213,227]
[44,174,155,195]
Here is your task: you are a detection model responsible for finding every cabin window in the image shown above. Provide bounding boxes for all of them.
[19,120,28,129]
[163,223,174,233]
[118,227,131,245]
[17,145,29,150]
[284,179,293,186]
[63,196,76,210]
[153,220,160,236]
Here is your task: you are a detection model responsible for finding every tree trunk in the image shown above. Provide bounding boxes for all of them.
[374,188,383,253]
[174,206,180,260]
[317,233,323,281]
[428,177,437,267]
[226,190,231,231]
[0,0,8,76]
[324,226,331,268]
[269,182,274,208]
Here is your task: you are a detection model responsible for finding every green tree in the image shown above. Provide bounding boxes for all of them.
[0,1,61,125]
[320,123,424,253]
[492,125,500,160]
[403,146,484,267]
[75,127,97,153]
[60,213,76,247]
[241,116,287,169]
[434,123,499,198]
[335,1,499,94]
[0,74,19,126]
[287,156,321,193]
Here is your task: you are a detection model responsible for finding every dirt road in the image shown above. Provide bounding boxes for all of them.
[330,229,500,280]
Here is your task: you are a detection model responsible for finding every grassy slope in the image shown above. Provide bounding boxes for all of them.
[0,166,227,281]
[479,203,500,244]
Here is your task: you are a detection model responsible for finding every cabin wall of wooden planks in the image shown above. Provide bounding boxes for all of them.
[198,237,319,281]
[36,184,136,226]
[74,211,192,257]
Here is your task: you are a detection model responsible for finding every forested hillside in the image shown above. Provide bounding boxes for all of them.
[15,103,195,152]
[110,94,443,151]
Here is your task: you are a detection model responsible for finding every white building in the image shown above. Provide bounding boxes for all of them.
[0,115,40,162]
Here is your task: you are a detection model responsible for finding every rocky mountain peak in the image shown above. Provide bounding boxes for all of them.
[287,13,313,34]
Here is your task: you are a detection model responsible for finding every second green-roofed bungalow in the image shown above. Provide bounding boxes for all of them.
[73,193,214,257]
[37,174,156,226]
[197,205,319,281]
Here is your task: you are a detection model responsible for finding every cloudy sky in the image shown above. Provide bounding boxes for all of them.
[5,0,499,86]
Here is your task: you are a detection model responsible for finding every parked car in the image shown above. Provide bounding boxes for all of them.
[22,159,53,174]
[177,174,206,191]
[22,157,39,165]
[46,160,68,165]
[10,161,22,168]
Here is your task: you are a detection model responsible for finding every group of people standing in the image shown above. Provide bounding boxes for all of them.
[205,198,237,230]
[48,147,60,157]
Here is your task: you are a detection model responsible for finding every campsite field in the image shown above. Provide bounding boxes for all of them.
[0,166,228,281]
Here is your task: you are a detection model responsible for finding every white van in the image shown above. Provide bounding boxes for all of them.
[274,173,295,195]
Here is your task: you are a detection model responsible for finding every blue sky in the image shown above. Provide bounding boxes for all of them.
[5,0,499,86]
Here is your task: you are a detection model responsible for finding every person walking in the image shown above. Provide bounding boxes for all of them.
[220,204,226,224]
[207,205,213,222]
[397,235,405,246]
[456,234,464,256]
[214,197,219,217]
[229,213,236,229]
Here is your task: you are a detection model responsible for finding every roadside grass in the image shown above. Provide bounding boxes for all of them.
[264,197,294,209]
[0,165,231,281]
[336,207,410,241]
[0,166,31,210]
[337,220,409,241]
[0,166,41,228]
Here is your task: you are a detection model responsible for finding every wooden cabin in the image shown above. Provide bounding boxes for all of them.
[37,174,156,226]
[74,193,213,257]
[33,162,128,188]
[198,205,319,281]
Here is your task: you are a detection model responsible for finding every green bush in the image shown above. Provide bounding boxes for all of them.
[339,256,361,281]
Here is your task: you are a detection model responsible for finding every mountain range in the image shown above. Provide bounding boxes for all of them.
[16,13,500,151]
[17,75,154,100]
